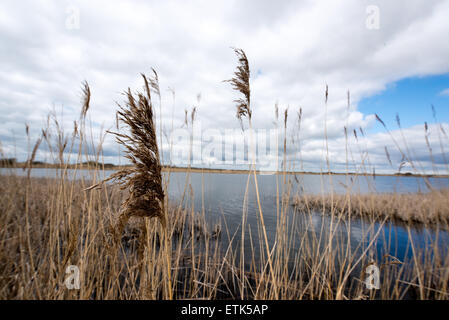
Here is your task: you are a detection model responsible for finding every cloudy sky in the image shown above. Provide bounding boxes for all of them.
[1,0,449,174]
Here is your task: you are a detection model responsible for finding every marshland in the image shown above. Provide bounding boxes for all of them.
[1,48,449,300]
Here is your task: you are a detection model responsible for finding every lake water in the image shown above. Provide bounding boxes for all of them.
[2,167,449,266]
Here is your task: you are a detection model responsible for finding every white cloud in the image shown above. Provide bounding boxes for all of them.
[439,88,449,96]
[0,0,448,174]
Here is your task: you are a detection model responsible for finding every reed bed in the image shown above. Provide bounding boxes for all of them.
[2,173,448,299]
[293,189,449,225]
[1,50,449,300]
[0,174,228,299]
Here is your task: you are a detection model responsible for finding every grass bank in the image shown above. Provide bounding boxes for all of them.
[294,189,449,225]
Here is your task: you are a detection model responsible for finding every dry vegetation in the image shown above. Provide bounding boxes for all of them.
[294,189,449,225]
[2,171,449,300]
[1,49,449,300]
[0,174,226,299]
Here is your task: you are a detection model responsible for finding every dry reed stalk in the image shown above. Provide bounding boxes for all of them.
[93,75,165,229]
[24,135,43,179]
[148,68,164,165]
[431,105,449,174]
[225,48,278,298]
[86,74,171,298]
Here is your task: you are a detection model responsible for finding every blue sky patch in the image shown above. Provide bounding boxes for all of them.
[358,74,449,133]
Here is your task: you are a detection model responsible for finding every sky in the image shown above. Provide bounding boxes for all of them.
[1,0,449,174]
[359,74,449,133]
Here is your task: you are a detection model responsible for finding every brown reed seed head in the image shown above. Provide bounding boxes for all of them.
[375,113,386,128]
[325,84,328,104]
[149,68,160,97]
[191,107,197,124]
[24,134,43,174]
[284,107,288,128]
[225,48,251,121]
[81,81,91,119]
[107,74,165,227]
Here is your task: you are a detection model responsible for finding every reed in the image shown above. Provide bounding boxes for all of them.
[1,54,449,300]
[293,189,449,225]
[99,75,165,231]
[226,48,278,298]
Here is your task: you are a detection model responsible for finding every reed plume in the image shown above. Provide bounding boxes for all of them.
[80,81,91,119]
[91,74,165,234]
[225,47,278,298]
[225,48,251,124]
[24,125,43,179]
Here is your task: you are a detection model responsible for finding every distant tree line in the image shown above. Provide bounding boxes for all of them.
[0,158,16,167]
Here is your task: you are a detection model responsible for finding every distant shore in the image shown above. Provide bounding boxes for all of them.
[1,161,448,178]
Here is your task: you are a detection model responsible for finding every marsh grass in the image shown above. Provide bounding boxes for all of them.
[294,189,449,225]
[1,52,449,300]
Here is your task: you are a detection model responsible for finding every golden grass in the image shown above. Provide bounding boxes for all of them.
[294,189,449,225]
[2,172,449,299]
[0,174,226,299]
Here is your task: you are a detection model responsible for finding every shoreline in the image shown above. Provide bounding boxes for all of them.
[1,162,448,178]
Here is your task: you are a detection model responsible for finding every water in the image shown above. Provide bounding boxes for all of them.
[165,171,449,265]
[2,167,449,265]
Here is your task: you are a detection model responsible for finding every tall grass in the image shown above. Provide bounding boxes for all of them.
[1,50,449,300]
